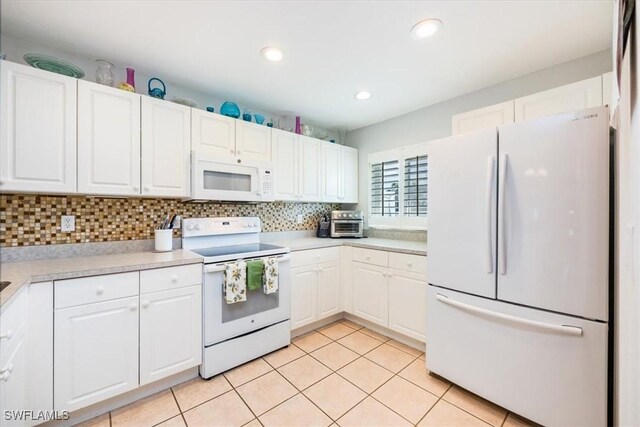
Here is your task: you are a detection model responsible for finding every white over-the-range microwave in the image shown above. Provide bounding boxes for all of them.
[188,152,274,202]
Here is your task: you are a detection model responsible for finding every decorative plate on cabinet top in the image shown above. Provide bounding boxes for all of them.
[23,53,85,78]
[171,97,198,108]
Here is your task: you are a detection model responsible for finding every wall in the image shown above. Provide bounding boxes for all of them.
[0,33,339,140]
[0,194,338,247]
[613,6,640,425]
[346,50,613,225]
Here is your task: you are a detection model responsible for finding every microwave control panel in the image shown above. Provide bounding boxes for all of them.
[262,170,273,195]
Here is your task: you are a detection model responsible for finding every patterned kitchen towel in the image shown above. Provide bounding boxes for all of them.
[246,259,264,291]
[224,260,247,304]
[263,256,279,294]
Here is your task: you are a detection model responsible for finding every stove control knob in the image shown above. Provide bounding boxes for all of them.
[243,222,249,227]
[194,224,201,231]
[186,223,194,231]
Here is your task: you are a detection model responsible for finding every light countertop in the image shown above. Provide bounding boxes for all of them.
[0,250,203,307]
[1,237,426,309]
[273,237,427,256]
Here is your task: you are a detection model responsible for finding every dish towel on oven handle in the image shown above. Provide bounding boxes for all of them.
[224,260,247,304]
[263,256,279,294]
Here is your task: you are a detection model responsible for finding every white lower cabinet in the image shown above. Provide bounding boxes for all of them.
[388,270,427,341]
[0,335,27,426]
[317,261,341,318]
[291,266,318,329]
[54,296,139,412]
[140,285,202,385]
[290,248,341,330]
[352,262,389,327]
[53,265,203,412]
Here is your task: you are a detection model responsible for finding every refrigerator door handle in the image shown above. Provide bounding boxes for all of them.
[498,153,508,275]
[436,294,583,337]
[485,155,495,273]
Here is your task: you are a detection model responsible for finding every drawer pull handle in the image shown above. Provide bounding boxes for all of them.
[142,301,150,309]
[96,286,105,295]
[435,294,583,337]
[171,275,179,282]
[130,303,138,311]
[407,262,413,267]
[0,330,12,340]
[366,256,371,260]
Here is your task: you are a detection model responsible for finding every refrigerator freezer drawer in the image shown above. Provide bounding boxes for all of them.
[426,286,607,427]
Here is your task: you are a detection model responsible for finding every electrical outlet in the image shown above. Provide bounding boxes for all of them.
[296,214,303,224]
[61,215,75,232]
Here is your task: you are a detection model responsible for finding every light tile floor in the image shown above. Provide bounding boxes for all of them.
[78,320,539,427]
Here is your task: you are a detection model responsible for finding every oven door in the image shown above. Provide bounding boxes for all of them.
[191,153,273,202]
[331,220,363,237]
[202,253,291,346]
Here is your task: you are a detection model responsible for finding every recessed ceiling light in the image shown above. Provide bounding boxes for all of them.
[261,47,283,62]
[410,18,442,39]
[354,91,371,100]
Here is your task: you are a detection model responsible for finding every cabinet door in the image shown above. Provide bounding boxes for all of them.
[54,296,139,412]
[317,261,341,319]
[191,110,236,159]
[321,143,340,202]
[388,270,427,342]
[141,97,191,197]
[78,81,141,195]
[514,76,603,122]
[298,136,321,202]
[236,121,271,162]
[291,266,318,329]
[0,61,77,193]
[140,285,202,385]
[352,262,388,327]
[340,145,359,203]
[272,129,298,201]
[0,335,27,427]
[451,101,514,135]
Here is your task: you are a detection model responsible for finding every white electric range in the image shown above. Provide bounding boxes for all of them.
[182,217,291,379]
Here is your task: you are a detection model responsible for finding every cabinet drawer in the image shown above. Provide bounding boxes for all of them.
[140,264,202,294]
[352,248,388,267]
[389,252,427,274]
[0,287,27,365]
[291,247,341,267]
[55,272,139,309]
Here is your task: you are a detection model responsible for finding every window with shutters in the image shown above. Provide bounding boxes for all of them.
[368,142,430,229]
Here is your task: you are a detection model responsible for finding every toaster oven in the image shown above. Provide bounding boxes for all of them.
[331,210,364,238]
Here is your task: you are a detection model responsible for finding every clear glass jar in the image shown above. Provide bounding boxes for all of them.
[95,59,114,86]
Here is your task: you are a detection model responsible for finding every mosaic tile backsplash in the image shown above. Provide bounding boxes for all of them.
[0,194,340,247]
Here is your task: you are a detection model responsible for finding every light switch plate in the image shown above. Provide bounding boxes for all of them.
[61,215,75,232]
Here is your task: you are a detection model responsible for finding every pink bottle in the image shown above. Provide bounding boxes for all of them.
[295,116,301,134]
[126,68,135,89]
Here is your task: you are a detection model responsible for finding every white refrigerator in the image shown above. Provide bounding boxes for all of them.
[426,106,609,426]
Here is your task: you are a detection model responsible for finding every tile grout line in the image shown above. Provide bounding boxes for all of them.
[169,387,189,427]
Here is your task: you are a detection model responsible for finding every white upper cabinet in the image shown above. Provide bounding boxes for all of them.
[339,145,358,203]
[141,97,191,197]
[191,110,236,159]
[78,81,141,195]
[452,101,514,135]
[321,143,340,202]
[236,120,272,162]
[0,61,77,194]
[514,76,602,122]
[272,129,299,200]
[298,135,322,202]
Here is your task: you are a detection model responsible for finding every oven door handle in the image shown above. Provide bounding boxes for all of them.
[204,253,292,274]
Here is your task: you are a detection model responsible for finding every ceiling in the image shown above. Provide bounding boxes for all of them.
[1,1,613,130]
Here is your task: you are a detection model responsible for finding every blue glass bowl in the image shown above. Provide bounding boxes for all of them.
[220,102,240,118]
[254,114,265,125]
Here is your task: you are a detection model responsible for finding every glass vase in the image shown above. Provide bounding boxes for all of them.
[126,67,135,89]
[95,60,114,86]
